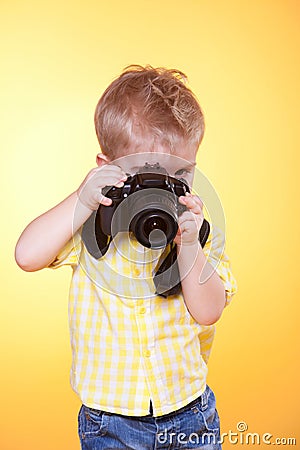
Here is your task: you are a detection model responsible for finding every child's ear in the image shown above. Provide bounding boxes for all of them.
[96,152,111,167]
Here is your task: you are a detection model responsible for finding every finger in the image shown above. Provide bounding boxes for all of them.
[185,194,203,210]
[191,195,203,208]
[178,210,194,221]
[178,221,197,235]
[178,212,198,227]
[88,171,128,188]
[114,180,125,188]
[96,191,112,206]
[178,212,203,230]
[92,164,128,179]
[179,196,202,214]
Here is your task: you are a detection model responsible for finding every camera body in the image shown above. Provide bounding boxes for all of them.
[98,162,190,249]
[81,162,210,297]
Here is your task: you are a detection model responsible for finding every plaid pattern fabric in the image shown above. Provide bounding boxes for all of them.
[49,226,237,416]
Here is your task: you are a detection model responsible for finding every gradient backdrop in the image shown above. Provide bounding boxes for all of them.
[1,1,299,449]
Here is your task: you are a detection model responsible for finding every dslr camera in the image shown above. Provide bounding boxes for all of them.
[81,162,210,296]
[98,162,190,249]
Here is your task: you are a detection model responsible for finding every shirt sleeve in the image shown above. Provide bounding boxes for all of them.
[47,230,82,269]
[202,225,238,306]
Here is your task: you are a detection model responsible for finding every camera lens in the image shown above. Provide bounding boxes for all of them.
[144,215,169,248]
[131,210,178,249]
[144,216,167,235]
[108,187,179,249]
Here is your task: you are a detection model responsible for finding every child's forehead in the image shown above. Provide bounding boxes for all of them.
[112,151,196,173]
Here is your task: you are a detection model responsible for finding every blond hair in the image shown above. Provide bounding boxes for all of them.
[94,65,205,160]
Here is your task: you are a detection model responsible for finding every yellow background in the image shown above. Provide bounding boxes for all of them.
[1,1,299,449]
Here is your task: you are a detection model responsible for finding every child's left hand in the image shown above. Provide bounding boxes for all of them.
[174,193,204,246]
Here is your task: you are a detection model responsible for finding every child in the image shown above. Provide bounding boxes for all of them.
[15,65,237,449]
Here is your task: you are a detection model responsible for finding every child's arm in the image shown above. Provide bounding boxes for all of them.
[175,193,229,326]
[15,164,127,272]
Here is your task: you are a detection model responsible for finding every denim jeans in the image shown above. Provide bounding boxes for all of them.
[78,385,221,449]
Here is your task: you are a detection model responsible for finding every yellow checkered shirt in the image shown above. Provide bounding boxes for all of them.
[49,225,237,416]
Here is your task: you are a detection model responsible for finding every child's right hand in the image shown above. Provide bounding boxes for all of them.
[77,164,128,211]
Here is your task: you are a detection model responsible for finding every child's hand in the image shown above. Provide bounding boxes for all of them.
[174,193,204,246]
[77,164,128,211]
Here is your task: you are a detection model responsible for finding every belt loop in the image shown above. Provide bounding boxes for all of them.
[200,387,208,411]
[149,400,153,416]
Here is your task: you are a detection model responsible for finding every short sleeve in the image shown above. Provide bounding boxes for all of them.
[47,230,82,269]
[202,225,238,305]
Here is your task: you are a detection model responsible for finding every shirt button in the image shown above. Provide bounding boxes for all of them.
[144,349,151,358]
[133,267,141,276]
[139,307,146,315]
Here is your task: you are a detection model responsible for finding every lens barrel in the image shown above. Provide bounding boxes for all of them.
[130,209,178,249]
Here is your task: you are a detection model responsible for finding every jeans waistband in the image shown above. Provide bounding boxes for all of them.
[85,385,209,420]
[146,384,209,419]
